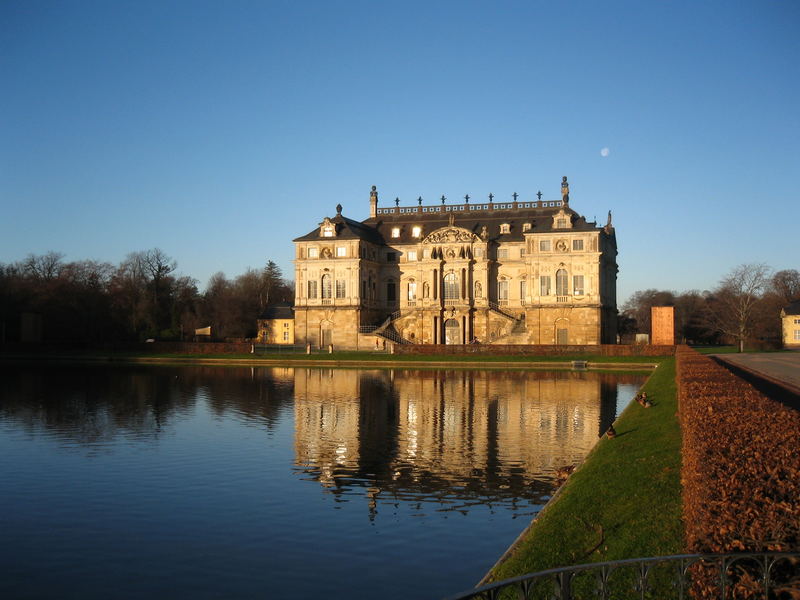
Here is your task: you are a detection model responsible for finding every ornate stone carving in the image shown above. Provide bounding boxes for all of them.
[556,239,569,252]
[423,227,478,244]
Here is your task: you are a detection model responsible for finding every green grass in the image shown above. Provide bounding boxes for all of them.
[97,351,665,363]
[486,358,683,591]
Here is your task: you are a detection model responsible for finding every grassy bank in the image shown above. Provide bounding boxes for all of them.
[485,358,683,583]
[0,350,667,365]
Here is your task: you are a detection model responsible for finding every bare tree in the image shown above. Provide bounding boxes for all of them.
[706,263,772,352]
[21,251,65,281]
[770,269,800,304]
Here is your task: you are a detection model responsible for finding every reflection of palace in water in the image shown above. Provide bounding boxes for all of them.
[293,369,641,506]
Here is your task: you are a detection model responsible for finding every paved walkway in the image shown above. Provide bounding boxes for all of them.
[713,351,800,395]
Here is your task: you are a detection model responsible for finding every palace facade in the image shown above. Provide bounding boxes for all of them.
[292,177,617,349]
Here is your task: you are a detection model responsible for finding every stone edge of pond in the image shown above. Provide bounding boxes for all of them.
[0,355,659,371]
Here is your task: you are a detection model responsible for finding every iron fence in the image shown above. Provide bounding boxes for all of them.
[443,553,800,600]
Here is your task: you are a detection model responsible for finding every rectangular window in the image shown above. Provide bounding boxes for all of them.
[321,276,332,299]
[795,330,800,341]
[520,248,526,257]
[497,248,508,259]
[498,280,508,300]
[307,280,318,299]
[572,239,584,251]
[283,331,289,341]
[573,275,584,295]
[539,240,551,252]
[335,280,346,298]
[308,247,319,258]
[386,252,397,262]
[520,280,527,302]
[540,276,551,296]
[408,281,417,300]
[407,250,417,261]
[336,247,346,257]
[795,319,800,325]
[387,282,396,302]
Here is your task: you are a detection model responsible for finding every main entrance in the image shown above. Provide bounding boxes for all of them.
[444,319,460,345]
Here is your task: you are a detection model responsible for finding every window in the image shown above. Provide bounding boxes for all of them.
[795,330,800,341]
[387,281,396,302]
[308,280,318,299]
[335,279,346,298]
[321,274,332,299]
[539,240,551,252]
[794,319,800,325]
[336,247,346,257]
[407,250,417,261]
[283,330,289,341]
[308,247,319,258]
[500,223,510,234]
[408,281,417,300]
[522,223,531,232]
[474,248,484,258]
[443,273,459,299]
[556,269,569,295]
[520,248,526,257]
[556,218,567,229]
[540,276,551,296]
[573,275,584,295]
[498,279,508,300]
[412,226,422,238]
[520,279,527,302]
[497,248,508,259]
[572,239,584,251]
[391,227,400,238]
[322,227,334,237]
[386,252,397,262]
[361,280,367,298]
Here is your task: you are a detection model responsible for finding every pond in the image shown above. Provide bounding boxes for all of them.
[0,364,647,599]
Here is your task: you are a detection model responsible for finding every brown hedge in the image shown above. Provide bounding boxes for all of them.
[676,347,800,597]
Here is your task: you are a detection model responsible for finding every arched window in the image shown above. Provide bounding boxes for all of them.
[443,273,459,300]
[497,278,509,301]
[321,274,332,299]
[556,269,569,295]
[407,280,417,300]
[387,280,396,302]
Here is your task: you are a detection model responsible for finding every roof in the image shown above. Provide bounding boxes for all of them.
[258,302,294,320]
[294,199,606,246]
[784,300,800,316]
[293,214,385,244]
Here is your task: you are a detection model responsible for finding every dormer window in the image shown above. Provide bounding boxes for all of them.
[500,223,510,234]
[320,217,336,237]
[391,227,401,238]
[556,219,567,229]
[412,226,422,238]
[522,223,531,232]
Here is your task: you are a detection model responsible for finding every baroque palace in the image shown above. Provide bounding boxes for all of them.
[292,177,617,349]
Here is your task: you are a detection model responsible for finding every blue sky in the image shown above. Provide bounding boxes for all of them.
[2,0,798,303]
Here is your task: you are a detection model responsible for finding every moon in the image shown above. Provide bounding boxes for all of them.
[600,147,610,157]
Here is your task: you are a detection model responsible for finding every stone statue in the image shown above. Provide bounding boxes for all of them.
[336,203,342,215]
[481,225,488,240]
[448,213,455,227]
[370,185,378,202]
[561,176,569,202]
[475,282,482,298]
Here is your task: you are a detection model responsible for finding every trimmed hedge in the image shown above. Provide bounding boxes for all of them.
[676,347,800,597]
[394,344,675,357]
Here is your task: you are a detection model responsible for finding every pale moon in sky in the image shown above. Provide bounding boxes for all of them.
[600,147,610,157]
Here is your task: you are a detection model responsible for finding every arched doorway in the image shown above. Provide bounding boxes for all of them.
[444,319,460,345]
[320,321,333,347]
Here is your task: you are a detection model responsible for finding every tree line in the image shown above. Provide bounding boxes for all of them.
[620,264,800,351]
[0,249,293,343]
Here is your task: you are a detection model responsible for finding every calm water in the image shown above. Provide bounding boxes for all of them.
[0,364,645,599]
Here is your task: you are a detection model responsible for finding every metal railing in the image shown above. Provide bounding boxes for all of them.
[442,553,800,600]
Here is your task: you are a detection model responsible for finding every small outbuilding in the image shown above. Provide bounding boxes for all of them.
[781,300,800,348]
[257,303,295,344]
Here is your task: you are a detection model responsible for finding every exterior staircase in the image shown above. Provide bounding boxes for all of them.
[359,310,414,345]
[487,301,528,344]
